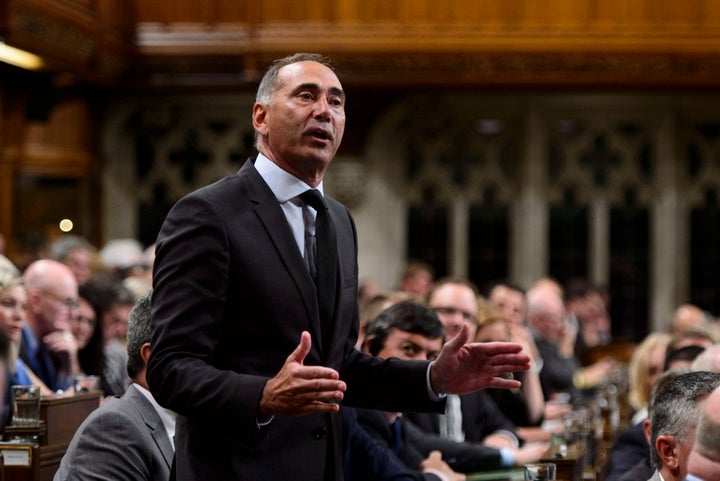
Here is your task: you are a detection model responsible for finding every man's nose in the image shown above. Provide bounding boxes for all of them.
[314,96,331,120]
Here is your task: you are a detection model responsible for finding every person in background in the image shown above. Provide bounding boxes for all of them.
[474,300,549,443]
[0,270,50,429]
[526,285,618,403]
[21,259,80,392]
[80,273,135,395]
[685,384,720,481]
[627,332,672,425]
[49,235,97,286]
[360,302,548,475]
[343,405,454,481]
[671,304,710,335]
[690,344,720,372]
[398,260,435,301]
[72,283,104,384]
[425,278,521,449]
[645,370,720,481]
[604,333,671,481]
[99,239,145,280]
[55,290,175,481]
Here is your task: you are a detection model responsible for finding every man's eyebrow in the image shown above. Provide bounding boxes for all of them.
[293,83,345,99]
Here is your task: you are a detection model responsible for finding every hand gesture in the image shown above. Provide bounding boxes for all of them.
[430,324,531,395]
[259,331,346,416]
[421,450,466,481]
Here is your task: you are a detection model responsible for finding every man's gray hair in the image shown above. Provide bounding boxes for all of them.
[649,370,720,469]
[255,53,338,105]
[126,290,153,378]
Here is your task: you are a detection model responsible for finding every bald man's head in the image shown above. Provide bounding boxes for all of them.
[24,259,79,336]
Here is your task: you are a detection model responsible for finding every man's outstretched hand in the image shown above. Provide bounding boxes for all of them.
[430,324,531,395]
[259,331,346,416]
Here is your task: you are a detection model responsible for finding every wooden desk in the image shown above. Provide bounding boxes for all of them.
[466,468,525,481]
[2,391,102,481]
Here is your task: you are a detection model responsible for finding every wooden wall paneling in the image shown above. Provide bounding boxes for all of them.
[217,1,252,24]
[0,86,29,254]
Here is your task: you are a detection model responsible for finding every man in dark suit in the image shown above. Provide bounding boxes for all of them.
[55,290,174,481]
[147,52,530,481]
[359,301,548,475]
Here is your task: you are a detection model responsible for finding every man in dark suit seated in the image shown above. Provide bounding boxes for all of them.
[343,406,453,481]
[357,302,547,476]
[55,290,174,481]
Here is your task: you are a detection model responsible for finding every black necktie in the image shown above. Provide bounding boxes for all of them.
[300,189,338,345]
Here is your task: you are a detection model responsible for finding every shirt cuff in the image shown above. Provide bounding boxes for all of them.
[494,429,521,448]
[426,361,447,401]
[256,414,274,428]
[499,447,516,467]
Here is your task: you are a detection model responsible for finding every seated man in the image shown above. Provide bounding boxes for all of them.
[343,406,457,481]
[424,278,523,448]
[525,285,618,402]
[643,370,720,481]
[686,384,720,481]
[55,290,175,481]
[22,260,81,392]
[358,301,548,475]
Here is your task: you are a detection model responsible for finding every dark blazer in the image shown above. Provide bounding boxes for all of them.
[406,390,518,444]
[604,422,651,481]
[355,408,504,474]
[148,159,444,481]
[343,407,432,481]
[54,384,173,481]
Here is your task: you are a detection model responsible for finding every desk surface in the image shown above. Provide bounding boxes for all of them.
[466,468,525,481]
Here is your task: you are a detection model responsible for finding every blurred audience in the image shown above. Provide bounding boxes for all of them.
[49,235,97,285]
[627,332,672,425]
[99,239,145,280]
[526,285,619,403]
[671,304,710,335]
[398,260,435,300]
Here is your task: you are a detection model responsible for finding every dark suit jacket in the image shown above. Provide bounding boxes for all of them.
[343,407,434,481]
[148,159,444,481]
[605,422,652,481]
[355,408,504,474]
[405,390,518,444]
[54,384,173,481]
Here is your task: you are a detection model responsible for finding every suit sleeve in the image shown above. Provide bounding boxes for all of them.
[403,418,504,473]
[147,193,268,440]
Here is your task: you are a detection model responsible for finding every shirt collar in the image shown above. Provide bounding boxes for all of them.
[254,153,324,203]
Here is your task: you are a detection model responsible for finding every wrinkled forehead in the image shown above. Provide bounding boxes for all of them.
[277,61,343,91]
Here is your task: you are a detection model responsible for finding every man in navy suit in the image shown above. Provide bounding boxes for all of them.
[147,52,530,481]
[56,291,174,481]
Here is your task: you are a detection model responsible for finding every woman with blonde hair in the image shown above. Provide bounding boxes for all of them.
[627,332,671,425]
[475,299,550,441]
[0,270,52,396]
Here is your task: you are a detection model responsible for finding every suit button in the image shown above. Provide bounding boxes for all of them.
[312,427,328,439]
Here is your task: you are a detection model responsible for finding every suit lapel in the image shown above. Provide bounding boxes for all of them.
[237,160,326,354]
[127,386,175,469]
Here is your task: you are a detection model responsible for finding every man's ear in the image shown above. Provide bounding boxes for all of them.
[656,434,679,469]
[140,343,152,366]
[363,335,375,356]
[252,103,268,135]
